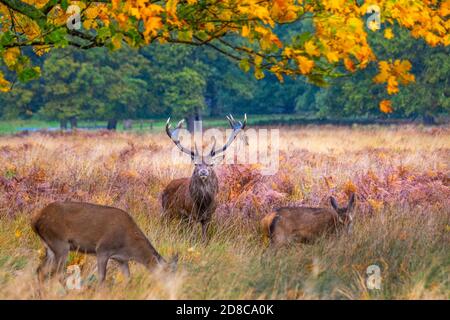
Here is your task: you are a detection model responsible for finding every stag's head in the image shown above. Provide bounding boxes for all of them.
[330,193,356,234]
[165,114,247,183]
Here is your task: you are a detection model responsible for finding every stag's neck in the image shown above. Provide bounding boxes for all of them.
[189,172,219,206]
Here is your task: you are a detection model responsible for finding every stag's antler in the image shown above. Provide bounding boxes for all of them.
[166,118,197,160]
[209,114,247,157]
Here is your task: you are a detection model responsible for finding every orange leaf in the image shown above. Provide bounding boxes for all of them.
[379,100,393,113]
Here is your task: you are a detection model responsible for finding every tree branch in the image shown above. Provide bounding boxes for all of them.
[0,0,46,25]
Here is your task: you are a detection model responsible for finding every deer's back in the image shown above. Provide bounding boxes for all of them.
[32,201,145,253]
[271,207,338,242]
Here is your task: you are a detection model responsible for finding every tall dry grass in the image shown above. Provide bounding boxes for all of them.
[0,125,448,299]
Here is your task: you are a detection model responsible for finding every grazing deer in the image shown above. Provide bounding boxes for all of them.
[262,193,356,247]
[161,114,247,242]
[32,202,178,284]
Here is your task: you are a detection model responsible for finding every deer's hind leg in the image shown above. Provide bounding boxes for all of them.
[37,245,56,283]
[37,241,69,284]
[113,259,130,279]
[270,229,291,248]
[96,253,111,284]
[52,241,70,284]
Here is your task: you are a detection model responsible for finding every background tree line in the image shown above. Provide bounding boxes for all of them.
[0,26,448,129]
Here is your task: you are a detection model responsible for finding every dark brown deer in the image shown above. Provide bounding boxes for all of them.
[262,193,356,247]
[32,202,177,284]
[161,115,247,242]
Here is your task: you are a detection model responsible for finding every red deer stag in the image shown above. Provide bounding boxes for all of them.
[161,114,247,242]
[262,193,356,247]
[32,202,177,284]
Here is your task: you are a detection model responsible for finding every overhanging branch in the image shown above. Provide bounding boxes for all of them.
[0,0,46,25]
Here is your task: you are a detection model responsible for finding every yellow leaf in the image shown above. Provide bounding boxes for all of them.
[130,7,140,19]
[205,23,215,32]
[296,56,314,74]
[0,72,11,92]
[85,7,100,19]
[144,17,163,37]
[304,40,320,57]
[373,61,391,83]
[254,55,263,66]
[15,229,22,238]
[242,25,250,37]
[384,28,394,39]
[83,19,93,29]
[379,100,393,113]
[387,76,399,94]
[326,51,339,63]
[3,47,20,68]
[255,68,265,79]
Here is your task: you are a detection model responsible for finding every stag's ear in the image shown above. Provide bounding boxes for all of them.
[347,193,356,211]
[330,196,339,212]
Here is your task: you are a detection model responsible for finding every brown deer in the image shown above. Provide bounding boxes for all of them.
[32,201,178,284]
[262,193,356,247]
[161,114,247,242]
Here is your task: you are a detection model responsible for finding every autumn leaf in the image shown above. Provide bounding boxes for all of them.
[15,229,22,238]
[374,60,415,95]
[384,28,394,39]
[380,100,393,113]
[0,0,446,94]
[3,48,20,68]
[304,40,320,57]
[0,73,11,92]
[344,58,355,72]
[296,56,315,74]
[242,25,250,37]
[111,33,123,49]
[387,76,399,95]
[326,51,339,63]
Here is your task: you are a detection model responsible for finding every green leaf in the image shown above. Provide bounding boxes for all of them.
[45,29,68,47]
[196,30,208,41]
[178,30,193,42]
[97,27,112,41]
[308,74,329,87]
[292,32,312,49]
[18,66,41,82]
[0,31,15,47]
[60,0,69,11]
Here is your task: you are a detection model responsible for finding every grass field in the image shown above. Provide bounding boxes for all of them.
[3,113,441,135]
[0,125,449,299]
[0,115,305,135]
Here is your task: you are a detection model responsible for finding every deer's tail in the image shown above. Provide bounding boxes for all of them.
[261,211,279,242]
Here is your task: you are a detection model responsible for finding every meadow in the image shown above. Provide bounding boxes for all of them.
[0,125,448,299]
